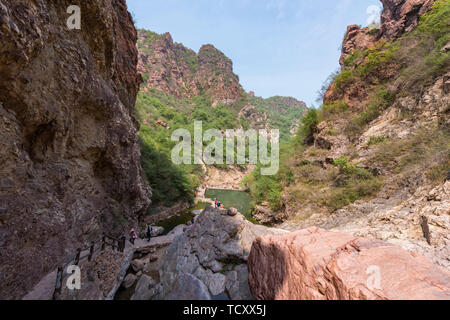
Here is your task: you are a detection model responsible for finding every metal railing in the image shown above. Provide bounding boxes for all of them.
[52,234,126,300]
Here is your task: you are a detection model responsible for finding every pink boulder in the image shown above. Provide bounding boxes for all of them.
[248,227,450,300]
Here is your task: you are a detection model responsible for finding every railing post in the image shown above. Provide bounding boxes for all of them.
[53,266,63,300]
[101,234,106,251]
[88,242,95,262]
[74,248,81,265]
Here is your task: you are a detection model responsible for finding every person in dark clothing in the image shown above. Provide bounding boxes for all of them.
[146,225,153,242]
[130,228,137,245]
[119,235,126,252]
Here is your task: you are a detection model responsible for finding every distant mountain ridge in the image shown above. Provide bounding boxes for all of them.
[134,29,308,207]
[136,29,308,142]
[137,30,244,105]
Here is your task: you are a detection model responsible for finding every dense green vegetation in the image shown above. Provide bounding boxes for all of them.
[136,88,305,208]
[137,88,239,207]
[246,96,308,143]
[139,132,194,205]
[136,28,307,209]
[242,143,296,211]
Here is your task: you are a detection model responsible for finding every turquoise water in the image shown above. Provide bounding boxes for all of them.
[205,189,256,223]
[156,189,257,234]
[156,202,210,234]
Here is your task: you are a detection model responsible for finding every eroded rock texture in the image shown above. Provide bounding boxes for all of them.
[380,0,436,40]
[137,30,244,105]
[0,0,151,299]
[249,227,450,300]
[339,0,437,69]
[156,207,287,300]
[340,25,377,68]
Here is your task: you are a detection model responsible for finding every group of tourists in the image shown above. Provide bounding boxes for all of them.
[124,224,153,246]
[214,198,222,208]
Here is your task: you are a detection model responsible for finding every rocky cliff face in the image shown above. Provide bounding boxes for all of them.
[137,30,244,105]
[340,25,377,68]
[380,0,436,39]
[0,0,151,299]
[257,0,450,273]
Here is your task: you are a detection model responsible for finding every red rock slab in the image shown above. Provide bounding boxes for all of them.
[248,227,450,300]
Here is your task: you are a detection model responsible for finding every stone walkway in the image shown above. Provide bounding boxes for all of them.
[22,234,179,300]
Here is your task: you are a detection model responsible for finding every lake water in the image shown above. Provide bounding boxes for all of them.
[156,202,210,235]
[156,190,256,234]
[205,189,256,223]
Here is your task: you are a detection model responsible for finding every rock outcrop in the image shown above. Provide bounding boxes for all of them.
[338,0,437,69]
[0,0,151,299]
[328,181,450,270]
[248,227,450,300]
[380,0,436,40]
[136,29,307,143]
[238,104,268,130]
[138,30,243,104]
[275,1,449,278]
[340,25,377,67]
[155,207,288,300]
[253,205,288,225]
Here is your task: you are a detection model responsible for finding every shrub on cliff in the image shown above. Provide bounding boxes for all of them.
[294,108,319,145]
[345,86,396,136]
[139,131,195,206]
[321,100,349,120]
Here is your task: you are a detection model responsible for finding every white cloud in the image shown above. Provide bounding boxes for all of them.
[265,0,287,19]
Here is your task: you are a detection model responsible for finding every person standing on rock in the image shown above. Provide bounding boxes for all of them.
[146,225,152,242]
[214,198,217,208]
[120,235,127,252]
[130,228,137,245]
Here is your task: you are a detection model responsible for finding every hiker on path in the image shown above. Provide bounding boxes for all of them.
[130,228,137,245]
[119,235,126,251]
[214,198,217,208]
[146,225,153,242]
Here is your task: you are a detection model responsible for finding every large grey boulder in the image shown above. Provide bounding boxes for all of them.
[131,259,146,273]
[131,275,157,301]
[122,274,137,289]
[156,206,288,300]
[227,208,238,216]
[165,273,211,300]
[151,226,165,237]
[167,224,187,236]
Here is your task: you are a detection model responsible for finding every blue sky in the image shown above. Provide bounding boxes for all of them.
[127,0,381,106]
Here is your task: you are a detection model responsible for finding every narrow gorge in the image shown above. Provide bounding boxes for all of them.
[0,0,448,301]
